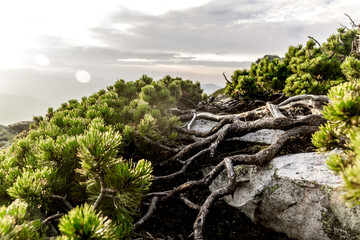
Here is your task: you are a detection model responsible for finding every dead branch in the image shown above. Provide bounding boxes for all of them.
[229,125,319,165]
[155,148,210,180]
[193,158,237,239]
[42,213,65,225]
[174,115,237,138]
[175,94,328,128]
[223,72,231,84]
[134,92,328,238]
[345,13,359,28]
[266,102,286,119]
[278,94,329,106]
[52,195,74,210]
[328,51,336,59]
[308,36,325,53]
[134,122,320,234]
[340,24,350,31]
[180,194,201,210]
[188,111,197,130]
[133,196,159,232]
[171,114,325,163]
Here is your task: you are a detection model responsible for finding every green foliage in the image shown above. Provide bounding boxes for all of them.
[57,203,118,240]
[0,75,203,238]
[159,75,203,108]
[85,159,152,224]
[7,167,56,208]
[226,23,359,98]
[77,125,122,175]
[313,80,360,205]
[0,200,44,239]
[341,56,360,80]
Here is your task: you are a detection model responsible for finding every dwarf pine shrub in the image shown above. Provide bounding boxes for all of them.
[0,75,204,238]
[312,57,360,205]
[225,19,359,98]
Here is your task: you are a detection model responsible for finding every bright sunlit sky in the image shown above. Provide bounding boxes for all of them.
[0,0,359,125]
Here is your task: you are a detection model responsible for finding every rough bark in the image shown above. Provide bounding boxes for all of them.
[134,94,328,239]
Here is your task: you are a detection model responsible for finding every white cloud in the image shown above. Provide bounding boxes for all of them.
[119,0,211,15]
[34,55,50,66]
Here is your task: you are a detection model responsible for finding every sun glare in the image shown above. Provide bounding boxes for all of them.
[75,70,91,83]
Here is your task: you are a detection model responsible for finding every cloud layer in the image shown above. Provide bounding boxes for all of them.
[0,0,359,124]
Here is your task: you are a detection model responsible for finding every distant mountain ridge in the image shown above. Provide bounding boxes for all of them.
[0,124,16,149]
[201,83,223,95]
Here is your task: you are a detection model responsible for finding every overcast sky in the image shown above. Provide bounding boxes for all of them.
[0,0,359,125]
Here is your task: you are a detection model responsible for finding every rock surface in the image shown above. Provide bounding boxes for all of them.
[7,121,33,133]
[204,151,360,240]
[0,124,17,149]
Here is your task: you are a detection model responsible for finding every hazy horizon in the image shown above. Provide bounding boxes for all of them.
[0,0,359,124]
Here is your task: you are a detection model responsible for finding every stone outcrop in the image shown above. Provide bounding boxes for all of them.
[192,120,360,240]
[0,124,17,149]
[203,146,360,239]
[7,121,33,133]
[0,121,32,149]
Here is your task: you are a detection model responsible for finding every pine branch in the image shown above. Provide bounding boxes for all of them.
[308,36,325,53]
[132,196,159,231]
[93,174,106,210]
[52,195,74,210]
[42,212,65,225]
[223,72,231,84]
[345,13,359,28]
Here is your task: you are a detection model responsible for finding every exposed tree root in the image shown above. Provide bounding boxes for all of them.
[134,94,327,239]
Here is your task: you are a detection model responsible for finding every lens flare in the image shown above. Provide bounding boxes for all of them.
[75,70,91,83]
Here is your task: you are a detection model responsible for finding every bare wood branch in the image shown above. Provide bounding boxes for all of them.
[175,115,237,138]
[187,111,197,130]
[345,13,359,28]
[340,24,350,31]
[209,122,237,157]
[229,125,319,166]
[180,194,201,210]
[155,148,210,181]
[308,36,325,53]
[171,114,325,162]
[52,195,74,210]
[278,94,329,106]
[42,213,65,225]
[223,72,231,84]
[133,196,159,231]
[266,102,287,119]
[145,191,171,197]
[328,51,336,60]
[193,158,237,239]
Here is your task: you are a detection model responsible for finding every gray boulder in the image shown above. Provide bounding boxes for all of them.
[205,152,360,240]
